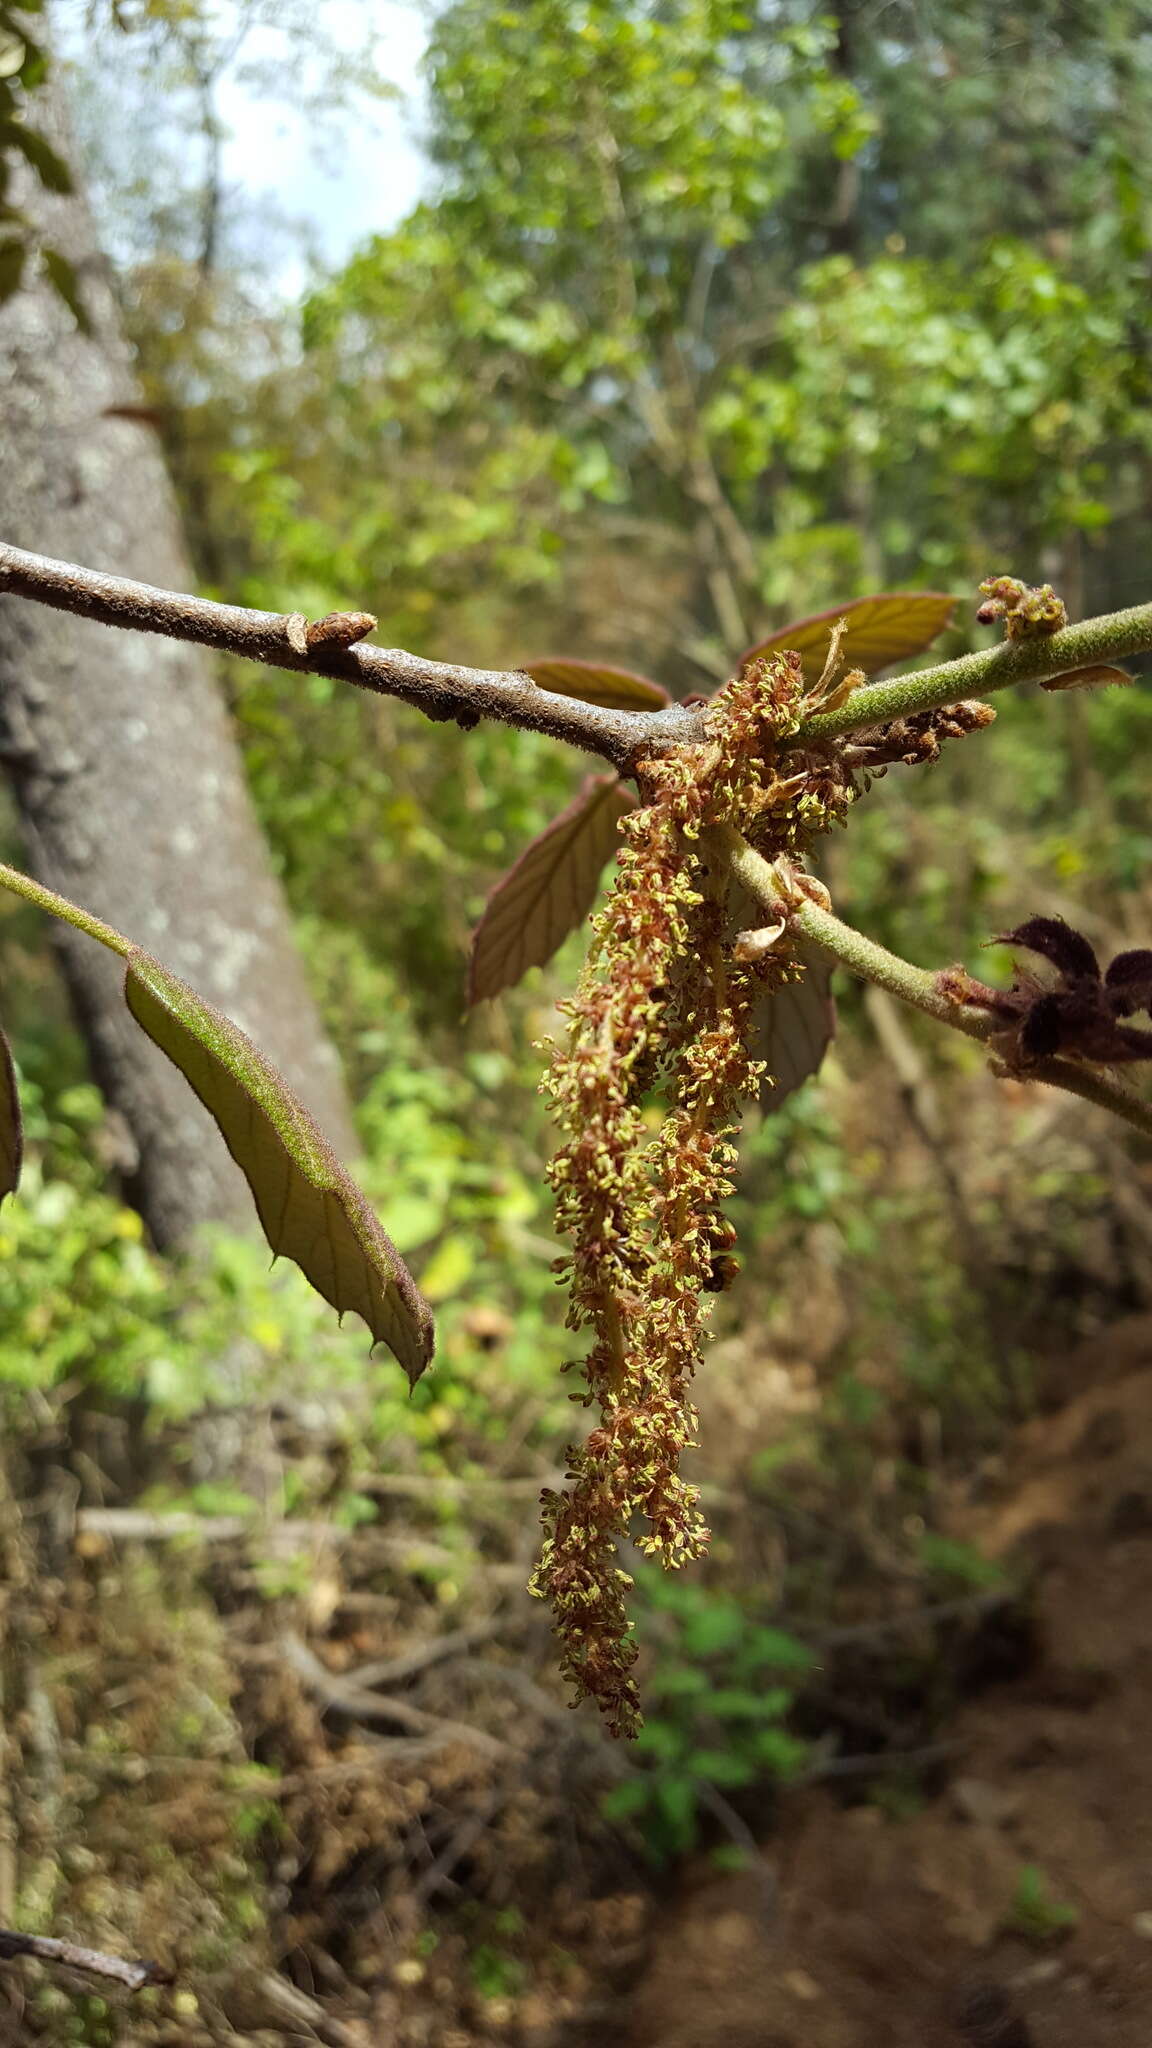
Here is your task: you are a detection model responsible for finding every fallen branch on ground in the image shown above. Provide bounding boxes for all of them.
[0,1927,173,1992]
[280,1633,514,1762]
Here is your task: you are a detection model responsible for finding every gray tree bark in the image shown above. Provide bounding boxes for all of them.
[0,93,356,1247]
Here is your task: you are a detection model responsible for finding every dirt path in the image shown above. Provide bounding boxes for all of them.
[615,1322,1152,2048]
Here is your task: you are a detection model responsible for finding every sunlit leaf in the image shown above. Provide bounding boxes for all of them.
[124,950,434,1384]
[0,1020,22,1205]
[1040,664,1132,692]
[742,591,956,685]
[468,774,635,1003]
[524,657,670,712]
[749,945,836,1110]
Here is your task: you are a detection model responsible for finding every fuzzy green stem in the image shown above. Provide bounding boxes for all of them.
[0,861,132,958]
[794,603,1152,746]
[719,830,1152,1144]
[719,830,991,1035]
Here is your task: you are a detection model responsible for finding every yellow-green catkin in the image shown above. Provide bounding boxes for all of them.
[531,651,853,1736]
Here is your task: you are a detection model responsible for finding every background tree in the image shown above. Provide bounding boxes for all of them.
[127,0,1152,1037]
[0,81,354,1245]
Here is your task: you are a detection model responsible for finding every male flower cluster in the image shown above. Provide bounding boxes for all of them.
[532,651,850,1735]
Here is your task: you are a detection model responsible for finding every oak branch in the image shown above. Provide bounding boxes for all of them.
[7,541,1152,765]
[0,541,700,771]
[4,540,1152,1142]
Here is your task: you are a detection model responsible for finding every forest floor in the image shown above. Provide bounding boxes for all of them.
[7,1314,1152,2046]
[612,1315,1152,2048]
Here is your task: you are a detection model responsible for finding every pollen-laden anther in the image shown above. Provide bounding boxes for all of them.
[530,650,854,1736]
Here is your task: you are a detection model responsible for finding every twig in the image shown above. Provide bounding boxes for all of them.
[414,1786,507,1905]
[264,1739,460,1789]
[693,1783,777,1923]
[77,1509,342,1544]
[795,600,1152,744]
[0,1928,172,1992]
[75,1509,490,1578]
[459,1658,578,1727]
[719,828,1152,1142]
[280,1634,513,1762]
[357,1470,561,1500]
[9,542,1152,770]
[248,1968,366,2048]
[864,984,991,1284]
[812,1589,1014,1649]
[806,1739,963,1781]
[344,1619,508,1691]
[0,541,699,770]
[864,985,945,1139]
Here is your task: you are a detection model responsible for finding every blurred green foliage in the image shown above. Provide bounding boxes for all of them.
[602,1575,814,1859]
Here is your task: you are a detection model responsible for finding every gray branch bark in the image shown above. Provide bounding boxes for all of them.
[0,85,355,1246]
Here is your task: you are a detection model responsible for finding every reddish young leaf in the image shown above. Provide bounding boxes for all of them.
[742,592,956,685]
[1106,951,1152,1013]
[750,949,837,1109]
[998,916,1100,983]
[0,1021,22,1206]
[524,658,671,712]
[1040,664,1132,692]
[469,775,635,1004]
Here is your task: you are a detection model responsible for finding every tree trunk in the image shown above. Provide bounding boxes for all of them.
[0,91,356,1248]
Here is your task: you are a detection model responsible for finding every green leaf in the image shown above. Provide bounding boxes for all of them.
[684,1748,757,1788]
[743,1626,816,1673]
[655,1773,699,1846]
[918,1531,1003,1589]
[40,245,90,334]
[8,121,71,193]
[17,44,46,90]
[523,657,671,712]
[679,1603,745,1657]
[648,1664,712,1702]
[0,1020,22,1205]
[749,1727,809,1777]
[709,1844,752,1873]
[707,1686,792,1720]
[468,773,635,1003]
[600,1778,653,1822]
[123,949,435,1384]
[633,1719,687,1763]
[0,232,24,303]
[743,592,956,685]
